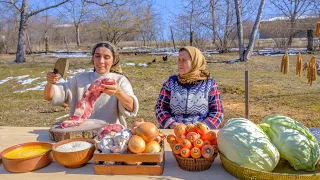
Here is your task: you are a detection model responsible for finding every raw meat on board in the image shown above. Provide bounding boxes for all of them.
[60,77,115,128]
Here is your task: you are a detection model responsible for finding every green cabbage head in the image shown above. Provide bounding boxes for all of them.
[258,115,320,171]
[217,118,280,171]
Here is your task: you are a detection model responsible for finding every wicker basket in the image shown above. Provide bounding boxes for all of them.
[220,152,320,180]
[173,152,218,171]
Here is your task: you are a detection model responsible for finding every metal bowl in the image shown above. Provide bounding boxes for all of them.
[0,142,53,173]
[52,138,96,168]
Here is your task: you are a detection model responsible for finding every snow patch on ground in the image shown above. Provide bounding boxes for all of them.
[124,63,136,66]
[0,77,14,85]
[18,77,40,85]
[138,63,148,67]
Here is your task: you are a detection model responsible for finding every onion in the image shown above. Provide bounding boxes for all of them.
[130,119,145,135]
[136,122,159,142]
[143,141,161,153]
[128,135,146,154]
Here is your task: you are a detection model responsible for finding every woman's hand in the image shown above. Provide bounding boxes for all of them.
[46,72,60,84]
[102,81,120,96]
[169,122,178,129]
[102,80,134,112]
[44,71,59,101]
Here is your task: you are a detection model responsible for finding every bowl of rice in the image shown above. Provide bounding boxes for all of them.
[52,138,96,168]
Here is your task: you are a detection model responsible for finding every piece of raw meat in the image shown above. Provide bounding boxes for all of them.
[60,77,115,128]
[97,123,125,140]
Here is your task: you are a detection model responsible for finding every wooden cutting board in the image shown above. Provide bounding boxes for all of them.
[49,119,107,142]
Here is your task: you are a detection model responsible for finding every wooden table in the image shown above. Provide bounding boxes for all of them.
[0,126,237,180]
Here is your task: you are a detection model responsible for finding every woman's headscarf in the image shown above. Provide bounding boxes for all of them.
[91,41,123,74]
[178,46,210,84]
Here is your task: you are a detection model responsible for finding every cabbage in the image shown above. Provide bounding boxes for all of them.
[259,115,320,171]
[217,118,280,171]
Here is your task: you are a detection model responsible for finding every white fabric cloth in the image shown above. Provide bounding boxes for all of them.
[51,72,139,128]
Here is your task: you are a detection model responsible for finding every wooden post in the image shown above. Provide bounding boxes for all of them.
[307,29,313,51]
[245,71,249,119]
[45,36,49,54]
[64,37,70,53]
[170,26,176,52]
[26,32,33,54]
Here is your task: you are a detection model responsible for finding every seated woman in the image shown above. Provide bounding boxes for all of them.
[155,46,223,129]
[44,41,139,128]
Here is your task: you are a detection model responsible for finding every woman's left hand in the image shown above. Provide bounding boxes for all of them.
[102,81,120,96]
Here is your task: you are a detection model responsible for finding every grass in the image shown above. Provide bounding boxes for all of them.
[0,52,320,128]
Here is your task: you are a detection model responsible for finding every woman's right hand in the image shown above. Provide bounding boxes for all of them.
[169,122,178,129]
[46,72,60,84]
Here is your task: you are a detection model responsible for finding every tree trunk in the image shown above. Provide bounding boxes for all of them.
[170,26,176,52]
[2,38,8,54]
[76,24,81,46]
[190,31,194,46]
[45,36,49,54]
[26,31,32,54]
[222,0,230,53]
[234,0,244,61]
[64,37,70,53]
[307,29,313,51]
[210,0,217,44]
[243,0,266,61]
[189,0,194,47]
[15,0,28,63]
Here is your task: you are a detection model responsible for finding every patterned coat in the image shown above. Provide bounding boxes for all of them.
[155,75,223,129]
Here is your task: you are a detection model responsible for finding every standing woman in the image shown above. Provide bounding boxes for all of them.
[155,46,223,129]
[44,41,139,128]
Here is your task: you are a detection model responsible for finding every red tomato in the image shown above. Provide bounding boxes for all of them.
[181,139,193,149]
[169,140,177,149]
[201,130,216,141]
[166,134,176,144]
[201,145,214,158]
[190,147,201,158]
[195,122,207,135]
[176,134,186,143]
[173,143,183,155]
[210,137,217,145]
[186,124,196,133]
[180,148,191,158]
[203,140,211,146]
[174,123,186,135]
[186,132,200,143]
[193,138,204,149]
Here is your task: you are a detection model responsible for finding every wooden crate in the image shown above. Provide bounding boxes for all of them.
[93,141,164,175]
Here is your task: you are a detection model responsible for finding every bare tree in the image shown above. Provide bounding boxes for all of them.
[134,1,158,46]
[234,0,265,61]
[94,5,140,44]
[270,0,313,47]
[0,0,69,63]
[63,0,91,46]
[210,0,219,44]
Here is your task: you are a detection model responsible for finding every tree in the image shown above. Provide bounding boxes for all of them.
[0,0,69,63]
[94,4,140,44]
[270,0,313,47]
[234,0,266,61]
[209,0,219,44]
[63,0,90,46]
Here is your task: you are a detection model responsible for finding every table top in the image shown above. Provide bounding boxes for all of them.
[0,126,237,180]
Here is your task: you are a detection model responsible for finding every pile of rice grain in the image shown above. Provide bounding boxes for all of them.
[55,141,93,152]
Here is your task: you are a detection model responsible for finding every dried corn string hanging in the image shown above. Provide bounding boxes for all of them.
[316,22,320,37]
[307,57,317,86]
[296,52,302,77]
[280,52,289,74]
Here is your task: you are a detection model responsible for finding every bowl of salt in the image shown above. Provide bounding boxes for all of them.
[52,138,96,168]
